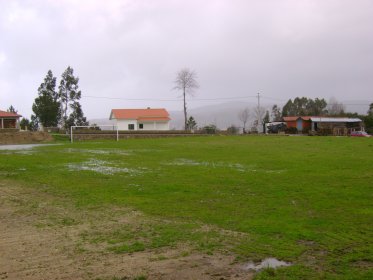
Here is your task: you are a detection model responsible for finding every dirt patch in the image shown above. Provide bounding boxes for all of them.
[0,132,53,145]
[0,181,253,280]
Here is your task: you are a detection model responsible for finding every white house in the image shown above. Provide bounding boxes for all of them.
[109,108,170,131]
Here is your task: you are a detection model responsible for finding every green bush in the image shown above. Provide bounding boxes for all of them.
[317,128,332,136]
[202,125,217,134]
[302,127,311,134]
[227,125,239,135]
[285,127,298,134]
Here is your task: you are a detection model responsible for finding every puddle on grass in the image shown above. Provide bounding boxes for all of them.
[164,158,246,172]
[63,148,131,156]
[0,150,36,155]
[164,158,285,174]
[0,144,59,155]
[0,144,59,150]
[66,159,147,176]
[243,258,292,271]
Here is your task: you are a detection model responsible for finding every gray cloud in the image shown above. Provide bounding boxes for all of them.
[1,0,372,119]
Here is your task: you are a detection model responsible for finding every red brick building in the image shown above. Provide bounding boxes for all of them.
[283,116,312,131]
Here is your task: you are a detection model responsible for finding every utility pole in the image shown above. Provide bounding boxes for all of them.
[257,92,261,132]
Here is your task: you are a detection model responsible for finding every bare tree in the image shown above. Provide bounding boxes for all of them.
[174,68,199,130]
[271,104,282,121]
[327,97,345,116]
[238,108,250,133]
[253,106,266,132]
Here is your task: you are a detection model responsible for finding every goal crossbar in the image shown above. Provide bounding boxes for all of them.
[70,125,119,143]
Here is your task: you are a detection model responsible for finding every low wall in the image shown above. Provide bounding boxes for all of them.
[72,130,198,135]
[0,128,19,133]
[0,131,53,145]
[71,133,207,141]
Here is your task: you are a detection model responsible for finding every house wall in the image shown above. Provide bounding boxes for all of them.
[116,119,170,131]
[138,121,169,130]
[286,121,296,128]
[138,121,170,130]
[116,119,138,130]
[286,119,311,131]
[302,120,311,129]
[1,118,18,129]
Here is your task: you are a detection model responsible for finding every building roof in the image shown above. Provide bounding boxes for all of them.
[110,108,170,121]
[0,110,22,118]
[283,116,362,123]
[283,116,312,121]
[310,117,362,123]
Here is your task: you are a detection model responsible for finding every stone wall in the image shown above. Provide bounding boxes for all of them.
[0,131,53,145]
[71,133,207,141]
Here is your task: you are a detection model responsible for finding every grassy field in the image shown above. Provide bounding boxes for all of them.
[1,135,372,279]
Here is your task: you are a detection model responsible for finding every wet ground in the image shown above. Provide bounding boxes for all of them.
[0,180,255,280]
[243,258,291,271]
[0,144,58,150]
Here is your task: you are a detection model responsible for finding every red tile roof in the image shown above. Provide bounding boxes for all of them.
[283,116,313,121]
[110,108,170,121]
[0,110,22,118]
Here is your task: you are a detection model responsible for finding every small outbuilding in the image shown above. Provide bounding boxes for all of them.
[0,110,22,130]
[283,116,363,135]
[283,116,312,132]
[109,108,170,131]
[310,117,363,135]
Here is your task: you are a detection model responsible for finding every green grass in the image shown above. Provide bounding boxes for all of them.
[1,135,372,279]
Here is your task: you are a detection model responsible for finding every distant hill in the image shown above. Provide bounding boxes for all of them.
[88,118,115,126]
[169,101,273,130]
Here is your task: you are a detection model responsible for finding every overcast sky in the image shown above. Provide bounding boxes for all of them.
[1,0,372,119]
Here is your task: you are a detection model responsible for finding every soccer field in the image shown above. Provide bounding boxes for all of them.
[0,136,372,279]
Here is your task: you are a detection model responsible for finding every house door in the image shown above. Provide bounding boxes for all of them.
[296,119,303,131]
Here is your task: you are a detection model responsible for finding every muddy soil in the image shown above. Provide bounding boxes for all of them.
[0,181,253,280]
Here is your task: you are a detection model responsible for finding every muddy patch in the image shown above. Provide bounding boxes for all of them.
[0,181,254,280]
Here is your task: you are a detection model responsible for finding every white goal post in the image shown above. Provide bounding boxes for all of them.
[70,125,119,143]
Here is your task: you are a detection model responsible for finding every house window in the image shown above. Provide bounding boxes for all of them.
[139,124,143,129]
[128,124,135,130]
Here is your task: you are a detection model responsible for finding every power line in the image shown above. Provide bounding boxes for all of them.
[80,94,370,106]
[81,94,258,102]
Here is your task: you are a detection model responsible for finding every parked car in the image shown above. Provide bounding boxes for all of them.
[350,131,371,137]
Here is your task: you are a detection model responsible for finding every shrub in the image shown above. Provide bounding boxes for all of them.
[302,127,311,134]
[317,128,332,136]
[202,125,217,134]
[285,127,298,134]
[227,125,239,135]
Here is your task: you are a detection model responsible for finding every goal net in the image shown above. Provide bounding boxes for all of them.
[70,125,119,143]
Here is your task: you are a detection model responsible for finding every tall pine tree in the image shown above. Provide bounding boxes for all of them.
[66,102,88,127]
[7,105,17,113]
[32,70,60,128]
[58,66,87,129]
